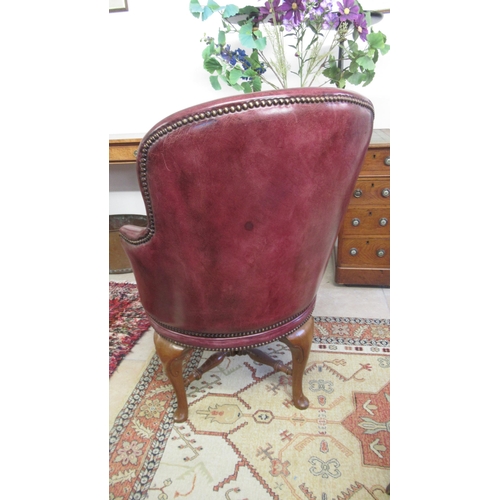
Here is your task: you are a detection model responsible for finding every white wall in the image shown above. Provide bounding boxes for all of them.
[109,0,391,215]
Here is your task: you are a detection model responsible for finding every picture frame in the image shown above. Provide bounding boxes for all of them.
[109,0,128,12]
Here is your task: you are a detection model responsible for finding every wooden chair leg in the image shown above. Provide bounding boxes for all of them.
[243,348,292,375]
[153,332,192,423]
[282,316,314,410]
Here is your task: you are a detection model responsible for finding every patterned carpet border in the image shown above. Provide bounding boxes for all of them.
[110,316,389,500]
[109,281,151,377]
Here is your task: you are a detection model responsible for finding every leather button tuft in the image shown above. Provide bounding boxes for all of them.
[244,221,254,231]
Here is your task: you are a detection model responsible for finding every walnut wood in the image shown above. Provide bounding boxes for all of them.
[153,332,192,423]
[335,129,390,286]
[242,348,293,376]
[340,207,390,236]
[281,317,314,410]
[153,317,315,421]
[335,265,390,286]
[109,138,141,164]
[183,351,227,387]
[336,236,390,268]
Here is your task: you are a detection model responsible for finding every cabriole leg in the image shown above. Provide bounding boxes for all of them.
[282,316,314,410]
[153,332,192,423]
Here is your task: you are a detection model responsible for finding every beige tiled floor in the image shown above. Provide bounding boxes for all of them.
[109,254,389,428]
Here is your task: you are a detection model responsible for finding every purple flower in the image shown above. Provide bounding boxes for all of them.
[281,0,306,28]
[322,11,339,29]
[336,0,359,22]
[258,0,284,24]
[353,13,368,41]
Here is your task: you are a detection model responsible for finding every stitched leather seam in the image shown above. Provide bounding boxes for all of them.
[120,93,374,246]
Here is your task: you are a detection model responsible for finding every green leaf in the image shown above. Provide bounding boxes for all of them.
[189,0,204,17]
[254,31,266,50]
[347,40,359,53]
[367,32,385,49]
[380,43,390,55]
[348,72,365,85]
[202,6,214,20]
[218,29,226,45]
[252,76,262,92]
[239,6,260,16]
[362,71,375,87]
[200,0,223,20]
[229,68,243,84]
[242,82,253,93]
[239,22,266,50]
[243,68,258,77]
[356,55,375,70]
[209,75,222,90]
[204,57,223,74]
[322,63,342,82]
[202,42,215,61]
[223,4,239,18]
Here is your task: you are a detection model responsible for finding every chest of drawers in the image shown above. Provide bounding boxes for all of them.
[334,129,390,286]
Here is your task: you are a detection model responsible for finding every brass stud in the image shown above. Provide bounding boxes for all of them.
[199,113,205,119]
[242,103,248,110]
[193,114,200,121]
[230,106,235,112]
[248,102,254,108]
[224,107,229,113]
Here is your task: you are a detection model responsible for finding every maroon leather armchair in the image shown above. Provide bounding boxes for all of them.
[120,87,374,422]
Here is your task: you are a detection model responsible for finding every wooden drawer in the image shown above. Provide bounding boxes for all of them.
[341,207,390,235]
[337,237,390,268]
[109,139,141,164]
[349,178,390,205]
[360,147,390,176]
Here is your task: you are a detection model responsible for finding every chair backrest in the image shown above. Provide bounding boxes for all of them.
[120,87,374,338]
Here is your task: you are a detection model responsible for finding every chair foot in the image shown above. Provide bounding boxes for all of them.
[153,332,192,423]
[282,317,314,410]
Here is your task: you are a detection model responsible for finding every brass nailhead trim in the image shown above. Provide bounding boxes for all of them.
[163,313,313,351]
[120,94,375,246]
[152,306,308,339]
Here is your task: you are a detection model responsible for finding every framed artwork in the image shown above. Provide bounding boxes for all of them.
[109,0,128,12]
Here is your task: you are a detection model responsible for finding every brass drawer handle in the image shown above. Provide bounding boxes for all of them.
[377,249,386,258]
[379,217,388,227]
[353,189,363,198]
[384,156,390,166]
[349,248,358,256]
[381,188,390,198]
[133,149,138,157]
[351,218,360,227]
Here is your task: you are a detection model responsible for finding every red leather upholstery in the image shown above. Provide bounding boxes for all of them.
[120,87,373,349]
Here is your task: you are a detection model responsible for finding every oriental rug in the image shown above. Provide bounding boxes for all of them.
[109,317,390,500]
[109,282,151,377]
